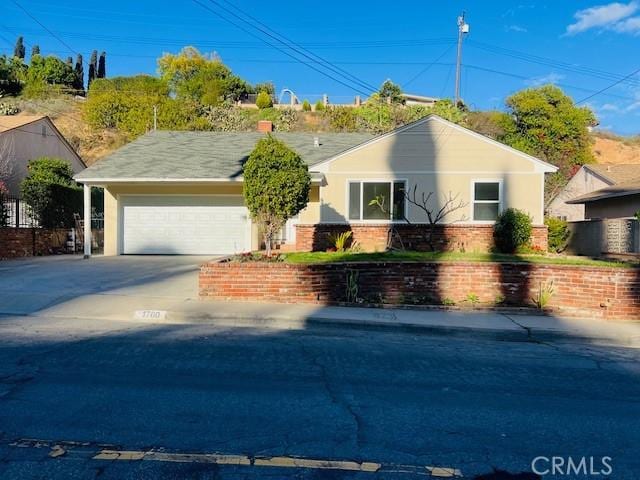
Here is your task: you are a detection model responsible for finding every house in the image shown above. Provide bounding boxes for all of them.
[401,93,438,107]
[74,115,557,256]
[0,115,86,196]
[566,180,640,219]
[547,164,640,221]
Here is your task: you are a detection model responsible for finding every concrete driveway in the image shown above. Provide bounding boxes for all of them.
[0,255,215,316]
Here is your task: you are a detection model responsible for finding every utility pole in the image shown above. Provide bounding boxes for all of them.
[454,12,469,107]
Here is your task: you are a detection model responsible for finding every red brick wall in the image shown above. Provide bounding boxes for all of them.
[296,224,548,252]
[200,260,640,321]
[0,228,68,259]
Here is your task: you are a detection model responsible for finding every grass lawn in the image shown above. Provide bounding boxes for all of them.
[284,250,636,268]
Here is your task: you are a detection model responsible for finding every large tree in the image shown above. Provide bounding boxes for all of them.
[13,36,25,59]
[31,45,40,57]
[498,85,597,203]
[158,46,250,104]
[377,79,404,104]
[243,136,310,255]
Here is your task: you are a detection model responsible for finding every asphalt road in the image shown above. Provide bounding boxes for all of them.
[0,315,639,479]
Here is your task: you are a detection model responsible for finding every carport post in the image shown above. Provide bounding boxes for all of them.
[83,184,91,258]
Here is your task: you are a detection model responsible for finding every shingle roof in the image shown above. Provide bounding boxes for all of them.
[567,179,640,204]
[75,131,374,181]
[0,115,46,133]
[585,164,640,185]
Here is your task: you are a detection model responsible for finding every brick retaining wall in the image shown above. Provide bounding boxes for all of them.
[295,224,548,252]
[200,260,640,321]
[0,228,68,259]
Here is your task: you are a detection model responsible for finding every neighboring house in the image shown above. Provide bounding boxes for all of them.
[74,115,557,256]
[0,115,86,196]
[566,180,640,219]
[547,164,640,221]
[401,93,438,107]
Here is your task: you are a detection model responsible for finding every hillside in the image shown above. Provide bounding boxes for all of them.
[592,133,640,165]
[6,97,640,167]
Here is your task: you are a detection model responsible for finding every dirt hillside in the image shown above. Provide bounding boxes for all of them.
[592,135,640,165]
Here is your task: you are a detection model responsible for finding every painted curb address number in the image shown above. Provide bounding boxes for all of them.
[134,310,168,320]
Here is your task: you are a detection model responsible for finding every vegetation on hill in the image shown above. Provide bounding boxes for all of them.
[2,41,636,200]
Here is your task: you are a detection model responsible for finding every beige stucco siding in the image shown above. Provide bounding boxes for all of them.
[1,118,85,195]
[102,183,259,256]
[323,120,537,174]
[316,119,545,225]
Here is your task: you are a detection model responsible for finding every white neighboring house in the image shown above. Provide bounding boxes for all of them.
[0,115,86,196]
[547,164,640,221]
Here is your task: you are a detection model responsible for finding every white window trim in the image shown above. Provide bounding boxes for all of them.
[346,179,408,223]
[470,179,503,224]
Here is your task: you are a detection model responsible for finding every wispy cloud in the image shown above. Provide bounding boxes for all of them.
[612,15,640,32]
[526,73,565,86]
[566,1,639,35]
[506,24,528,33]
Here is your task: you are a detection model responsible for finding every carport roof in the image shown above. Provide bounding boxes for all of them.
[75,131,373,182]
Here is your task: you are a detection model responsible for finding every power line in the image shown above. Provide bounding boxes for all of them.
[214,0,378,94]
[404,44,454,88]
[467,40,640,88]
[190,0,372,96]
[576,66,640,104]
[9,0,78,56]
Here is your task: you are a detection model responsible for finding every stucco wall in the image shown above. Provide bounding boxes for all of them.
[315,119,547,225]
[547,166,611,221]
[1,118,85,195]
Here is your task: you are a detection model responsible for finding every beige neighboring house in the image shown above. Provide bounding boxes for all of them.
[0,115,86,195]
[566,181,640,219]
[547,164,640,221]
[74,115,557,256]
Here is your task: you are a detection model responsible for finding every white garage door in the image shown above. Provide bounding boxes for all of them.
[121,196,251,255]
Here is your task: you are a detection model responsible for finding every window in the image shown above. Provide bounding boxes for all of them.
[473,181,500,221]
[348,180,406,221]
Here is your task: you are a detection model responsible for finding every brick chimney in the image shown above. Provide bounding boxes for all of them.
[257,120,273,133]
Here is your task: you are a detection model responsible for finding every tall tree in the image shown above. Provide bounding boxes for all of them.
[66,56,73,66]
[97,51,106,78]
[377,79,404,104]
[74,54,84,92]
[13,36,25,59]
[88,50,97,88]
[243,136,310,255]
[31,45,40,57]
[498,85,597,202]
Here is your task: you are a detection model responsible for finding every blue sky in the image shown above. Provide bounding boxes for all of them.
[2,0,640,134]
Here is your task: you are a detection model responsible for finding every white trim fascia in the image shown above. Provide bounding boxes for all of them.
[327,170,543,175]
[310,114,558,174]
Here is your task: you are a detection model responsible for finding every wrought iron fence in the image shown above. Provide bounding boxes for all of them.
[1,195,39,228]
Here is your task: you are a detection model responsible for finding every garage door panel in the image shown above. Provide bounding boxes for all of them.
[121,196,250,255]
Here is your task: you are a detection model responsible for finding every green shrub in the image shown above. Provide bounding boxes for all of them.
[494,208,533,253]
[243,135,310,255]
[20,157,82,228]
[324,106,357,132]
[314,100,325,112]
[256,91,273,109]
[545,216,570,253]
[302,99,311,112]
[0,182,9,227]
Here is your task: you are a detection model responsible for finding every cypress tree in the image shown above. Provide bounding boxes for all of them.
[14,36,25,59]
[88,50,97,88]
[31,44,40,57]
[74,54,84,93]
[97,51,106,78]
